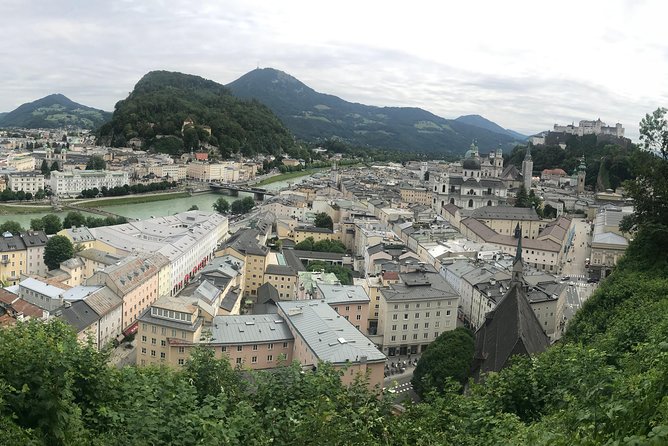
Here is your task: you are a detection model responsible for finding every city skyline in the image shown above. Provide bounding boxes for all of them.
[4,0,668,139]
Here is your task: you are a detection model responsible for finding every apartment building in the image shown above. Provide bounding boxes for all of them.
[219,229,269,300]
[21,231,48,277]
[292,226,334,244]
[50,170,129,196]
[0,233,27,285]
[314,283,370,333]
[377,269,460,357]
[7,171,45,194]
[264,264,298,300]
[399,185,433,206]
[148,164,188,181]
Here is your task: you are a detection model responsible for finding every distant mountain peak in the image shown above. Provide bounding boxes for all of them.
[455,114,527,141]
[0,94,111,130]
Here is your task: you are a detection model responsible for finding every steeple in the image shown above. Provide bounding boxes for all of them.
[524,143,532,161]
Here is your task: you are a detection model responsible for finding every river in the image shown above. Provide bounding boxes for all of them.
[0,173,315,228]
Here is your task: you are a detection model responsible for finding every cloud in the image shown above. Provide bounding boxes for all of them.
[1,0,667,141]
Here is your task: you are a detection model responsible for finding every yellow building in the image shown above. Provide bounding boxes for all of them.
[264,264,297,300]
[399,186,433,206]
[293,226,334,244]
[0,233,27,285]
[217,229,269,300]
[468,206,545,239]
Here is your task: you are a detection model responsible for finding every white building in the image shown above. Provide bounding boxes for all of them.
[50,170,129,197]
[7,172,45,194]
[553,119,624,138]
[148,164,187,181]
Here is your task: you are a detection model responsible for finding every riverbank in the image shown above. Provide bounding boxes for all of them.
[0,203,53,215]
[253,168,327,187]
[76,191,190,208]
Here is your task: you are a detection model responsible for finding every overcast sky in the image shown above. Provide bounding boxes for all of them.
[3,0,667,139]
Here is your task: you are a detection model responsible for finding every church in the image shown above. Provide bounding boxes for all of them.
[432,141,533,214]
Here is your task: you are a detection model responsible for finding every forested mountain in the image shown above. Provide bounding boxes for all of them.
[455,114,527,140]
[97,71,295,157]
[227,68,522,156]
[0,94,111,129]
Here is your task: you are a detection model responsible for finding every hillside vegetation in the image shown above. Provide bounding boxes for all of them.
[227,68,522,155]
[97,71,295,157]
[0,94,111,129]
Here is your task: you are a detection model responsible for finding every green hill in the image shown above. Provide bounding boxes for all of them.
[0,94,111,129]
[97,71,295,157]
[227,68,523,156]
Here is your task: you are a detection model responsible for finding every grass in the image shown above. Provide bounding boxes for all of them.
[0,203,53,215]
[253,168,327,187]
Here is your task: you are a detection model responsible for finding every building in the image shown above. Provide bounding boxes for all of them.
[219,229,269,299]
[20,231,48,277]
[521,144,533,191]
[0,232,27,285]
[292,226,335,244]
[553,119,624,138]
[264,264,298,300]
[471,238,549,380]
[314,283,370,333]
[399,185,433,206]
[7,171,45,194]
[50,170,129,197]
[377,268,459,357]
[469,206,543,239]
[148,164,188,181]
[277,300,386,389]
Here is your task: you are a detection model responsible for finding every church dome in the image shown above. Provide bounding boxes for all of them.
[462,158,481,170]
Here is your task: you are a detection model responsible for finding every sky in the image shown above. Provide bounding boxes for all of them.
[3,0,668,140]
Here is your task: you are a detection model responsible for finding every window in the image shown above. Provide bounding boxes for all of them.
[402,324,408,330]
[237,345,243,352]
[151,338,156,345]
[268,343,273,350]
[161,327,166,335]
[178,359,185,365]
[414,323,419,329]
[160,352,165,359]
[391,336,396,341]
[392,314,398,320]
[151,326,156,333]
[393,305,398,310]
[357,305,362,310]
[423,333,429,339]
[446,310,451,316]
[252,344,258,351]
[222,346,227,352]
[251,356,257,364]
[404,314,409,320]
[434,332,439,338]
[236,358,242,364]
[160,340,166,347]
[425,312,430,318]
[267,355,273,362]
[283,342,288,348]
[141,347,146,354]
[150,350,156,357]
[435,321,440,328]
[356,315,361,320]
[404,304,409,309]
[424,322,429,328]
[436,311,441,317]
[401,335,407,341]
[178,346,185,353]
[415,313,420,318]
[141,335,147,342]
[171,329,176,337]
[345,306,350,311]
[392,324,397,331]
[413,334,418,340]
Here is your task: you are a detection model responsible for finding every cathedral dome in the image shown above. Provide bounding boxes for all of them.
[462,158,481,170]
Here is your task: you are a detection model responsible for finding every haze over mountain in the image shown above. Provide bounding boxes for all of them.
[227,68,525,155]
[455,115,527,140]
[0,94,111,130]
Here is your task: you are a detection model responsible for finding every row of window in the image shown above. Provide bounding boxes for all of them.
[391,321,441,331]
[391,310,449,320]
[393,301,449,310]
[221,342,289,352]
[390,332,440,342]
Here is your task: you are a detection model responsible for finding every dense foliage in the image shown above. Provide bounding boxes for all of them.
[411,327,474,397]
[85,155,106,170]
[0,188,45,202]
[30,214,62,234]
[306,260,353,285]
[60,211,127,229]
[43,235,74,270]
[98,71,295,157]
[230,196,256,215]
[294,236,346,253]
[505,137,636,190]
[313,212,334,230]
[213,197,230,214]
[78,180,177,198]
[0,220,24,235]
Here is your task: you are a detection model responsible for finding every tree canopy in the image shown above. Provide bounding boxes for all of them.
[294,236,346,253]
[313,212,333,231]
[230,196,255,215]
[212,197,230,214]
[43,235,74,270]
[0,220,24,235]
[85,155,106,170]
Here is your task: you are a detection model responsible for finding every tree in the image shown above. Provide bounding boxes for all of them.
[306,261,353,285]
[50,161,60,171]
[63,211,87,229]
[30,218,45,232]
[230,196,255,215]
[35,188,46,200]
[40,159,50,177]
[213,197,230,214]
[639,107,668,159]
[515,184,529,207]
[0,220,24,235]
[86,155,106,170]
[313,212,334,231]
[42,214,63,235]
[43,235,74,270]
[411,327,475,397]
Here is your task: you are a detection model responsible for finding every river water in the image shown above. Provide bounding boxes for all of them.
[0,174,313,228]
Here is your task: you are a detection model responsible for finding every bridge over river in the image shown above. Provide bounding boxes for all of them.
[208,183,276,201]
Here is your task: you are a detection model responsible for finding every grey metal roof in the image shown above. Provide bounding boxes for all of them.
[84,286,123,316]
[224,229,269,257]
[277,300,385,364]
[62,285,103,301]
[0,233,25,252]
[220,288,241,312]
[208,314,293,345]
[138,308,204,333]
[316,284,370,304]
[291,249,346,261]
[19,231,48,247]
[59,300,98,333]
[471,206,540,221]
[265,264,296,276]
[19,278,65,299]
[76,248,123,265]
[382,271,459,302]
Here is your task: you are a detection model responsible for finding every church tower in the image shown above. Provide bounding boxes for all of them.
[577,156,586,195]
[521,144,533,191]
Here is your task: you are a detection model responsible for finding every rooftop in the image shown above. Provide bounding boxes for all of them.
[208,314,293,345]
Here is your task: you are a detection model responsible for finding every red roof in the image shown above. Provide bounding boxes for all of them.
[195,152,209,161]
[382,271,399,280]
[542,168,567,176]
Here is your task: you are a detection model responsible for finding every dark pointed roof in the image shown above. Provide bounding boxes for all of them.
[471,281,549,380]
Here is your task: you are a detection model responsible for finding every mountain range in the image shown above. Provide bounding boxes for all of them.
[227,68,526,154]
[2,69,527,155]
[0,94,111,130]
